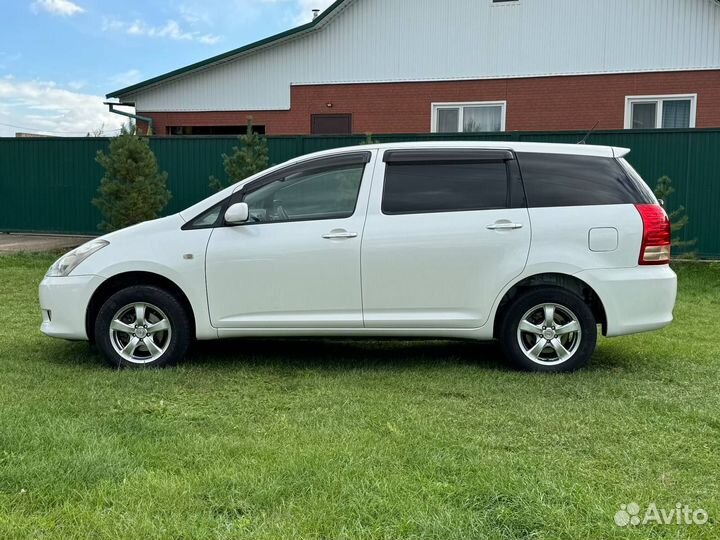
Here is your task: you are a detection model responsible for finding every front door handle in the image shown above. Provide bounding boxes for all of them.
[487,221,524,231]
[322,231,358,240]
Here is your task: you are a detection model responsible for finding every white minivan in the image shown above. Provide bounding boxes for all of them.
[39,142,677,372]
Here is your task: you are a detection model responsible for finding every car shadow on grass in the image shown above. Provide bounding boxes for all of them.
[39,336,508,371]
[40,335,634,374]
[187,336,641,374]
[185,337,509,372]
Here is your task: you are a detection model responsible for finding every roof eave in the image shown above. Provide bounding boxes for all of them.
[105,0,349,99]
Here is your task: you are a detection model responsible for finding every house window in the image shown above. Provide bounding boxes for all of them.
[311,114,353,135]
[431,102,506,133]
[624,95,697,129]
[167,125,266,136]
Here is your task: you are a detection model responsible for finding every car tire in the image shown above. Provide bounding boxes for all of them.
[94,285,191,369]
[499,287,597,373]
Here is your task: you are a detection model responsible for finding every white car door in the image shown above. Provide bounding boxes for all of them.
[205,151,375,329]
[361,149,531,329]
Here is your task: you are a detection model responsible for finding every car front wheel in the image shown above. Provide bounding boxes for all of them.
[499,287,597,373]
[94,286,191,368]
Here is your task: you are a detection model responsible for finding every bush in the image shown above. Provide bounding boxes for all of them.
[210,117,269,192]
[361,133,379,145]
[93,125,171,233]
[654,175,697,257]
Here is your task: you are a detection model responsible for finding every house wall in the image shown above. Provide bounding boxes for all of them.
[140,70,720,135]
[123,0,720,113]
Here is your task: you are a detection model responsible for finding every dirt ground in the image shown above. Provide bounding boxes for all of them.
[0,234,91,254]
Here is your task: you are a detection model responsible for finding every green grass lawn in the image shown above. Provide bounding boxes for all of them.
[0,254,718,539]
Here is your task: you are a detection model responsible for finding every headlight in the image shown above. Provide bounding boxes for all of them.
[46,239,109,277]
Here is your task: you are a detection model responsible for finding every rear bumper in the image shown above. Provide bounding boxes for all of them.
[39,274,103,340]
[575,266,677,337]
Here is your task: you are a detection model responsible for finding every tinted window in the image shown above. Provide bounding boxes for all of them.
[516,153,650,207]
[618,158,657,204]
[183,201,226,230]
[243,164,364,223]
[382,161,508,215]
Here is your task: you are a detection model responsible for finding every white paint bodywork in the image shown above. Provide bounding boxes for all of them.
[117,0,720,113]
[360,157,531,329]
[39,142,676,344]
[204,152,378,329]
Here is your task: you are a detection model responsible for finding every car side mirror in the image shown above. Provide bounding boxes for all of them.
[224,202,249,225]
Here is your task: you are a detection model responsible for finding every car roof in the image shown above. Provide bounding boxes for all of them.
[178,141,629,222]
[318,141,629,159]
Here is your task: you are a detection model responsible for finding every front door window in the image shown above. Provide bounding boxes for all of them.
[243,164,364,224]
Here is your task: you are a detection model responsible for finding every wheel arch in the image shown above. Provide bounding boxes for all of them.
[85,272,196,343]
[493,273,608,338]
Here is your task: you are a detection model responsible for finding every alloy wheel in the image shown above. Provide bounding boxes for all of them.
[516,303,582,366]
[108,302,172,364]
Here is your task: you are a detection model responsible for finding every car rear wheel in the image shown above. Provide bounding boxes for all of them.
[499,287,597,373]
[94,286,191,368]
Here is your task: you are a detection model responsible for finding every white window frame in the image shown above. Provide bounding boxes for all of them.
[431,101,507,133]
[624,94,697,129]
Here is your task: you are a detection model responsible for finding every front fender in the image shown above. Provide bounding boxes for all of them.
[71,216,216,339]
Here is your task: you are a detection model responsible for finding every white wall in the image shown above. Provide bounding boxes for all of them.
[124,0,720,112]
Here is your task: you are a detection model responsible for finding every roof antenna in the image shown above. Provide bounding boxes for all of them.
[578,121,600,145]
[312,9,320,19]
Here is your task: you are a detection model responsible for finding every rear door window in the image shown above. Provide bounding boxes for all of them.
[382,154,510,215]
[516,153,651,207]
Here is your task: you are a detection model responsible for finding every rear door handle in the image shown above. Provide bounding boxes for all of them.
[322,231,358,240]
[487,222,524,231]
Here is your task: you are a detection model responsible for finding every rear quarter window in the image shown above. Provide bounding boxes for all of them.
[516,152,652,207]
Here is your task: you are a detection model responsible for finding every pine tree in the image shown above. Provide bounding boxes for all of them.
[209,117,269,192]
[654,175,696,257]
[93,124,171,232]
[361,133,379,145]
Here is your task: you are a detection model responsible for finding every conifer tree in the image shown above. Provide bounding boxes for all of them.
[654,175,696,256]
[93,124,171,232]
[210,117,269,192]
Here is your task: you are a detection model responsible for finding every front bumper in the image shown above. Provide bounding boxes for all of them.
[575,265,677,338]
[39,274,104,340]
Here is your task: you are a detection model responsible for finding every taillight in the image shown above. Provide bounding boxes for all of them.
[635,204,671,265]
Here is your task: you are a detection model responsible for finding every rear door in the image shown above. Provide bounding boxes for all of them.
[361,149,531,329]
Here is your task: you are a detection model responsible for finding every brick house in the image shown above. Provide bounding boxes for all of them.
[106,0,720,136]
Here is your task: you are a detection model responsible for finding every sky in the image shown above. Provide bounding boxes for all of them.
[0,0,335,137]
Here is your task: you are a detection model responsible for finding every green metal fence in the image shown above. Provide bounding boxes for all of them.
[1,129,718,258]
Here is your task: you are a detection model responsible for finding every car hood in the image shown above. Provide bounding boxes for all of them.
[97,214,185,243]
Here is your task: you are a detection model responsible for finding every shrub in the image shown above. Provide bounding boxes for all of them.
[93,125,171,232]
[654,175,697,257]
[361,133,379,145]
[209,117,269,192]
